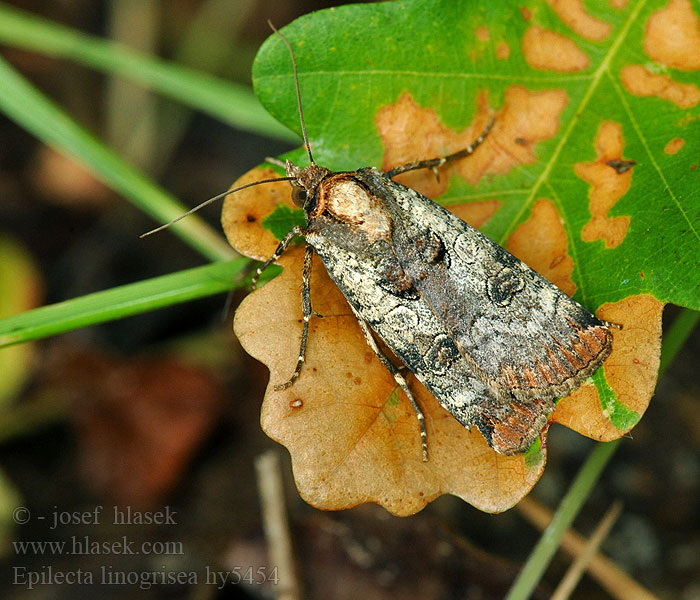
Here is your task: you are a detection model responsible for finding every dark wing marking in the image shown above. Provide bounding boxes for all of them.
[357,168,612,406]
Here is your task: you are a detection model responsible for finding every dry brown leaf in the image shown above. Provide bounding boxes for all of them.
[65,351,223,508]
[222,68,663,514]
[231,235,542,515]
[225,171,549,515]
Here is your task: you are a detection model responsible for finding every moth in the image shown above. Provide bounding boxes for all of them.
[146,25,613,461]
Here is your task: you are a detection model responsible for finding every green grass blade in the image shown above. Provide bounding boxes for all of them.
[504,441,621,600]
[0,53,234,262]
[505,307,699,600]
[0,260,249,347]
[0,2,297,143]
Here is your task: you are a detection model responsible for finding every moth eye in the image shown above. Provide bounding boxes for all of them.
[292,186,307,207]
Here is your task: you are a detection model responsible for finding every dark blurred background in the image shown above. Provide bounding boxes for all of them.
[0,1,698,599]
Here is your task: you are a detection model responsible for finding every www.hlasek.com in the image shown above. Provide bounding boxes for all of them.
[13,565,279,590]
[13,536,184,556]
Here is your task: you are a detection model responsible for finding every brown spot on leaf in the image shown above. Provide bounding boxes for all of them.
[553,296,663,440]
[376,88,567,198]
[645,0,700,71]
[449,200,500,229]
[664,137,685,154]
[609,0,629,8]
[496,42,510,59]
[507,198,576,296]
[376,92,490,198]
[575,121,632,249]
[221,167,294,261]
[546,0,611,41]
[475,26,489,41]
[621,65,700,108]
[522,26,590,72]
[521,6,533,21]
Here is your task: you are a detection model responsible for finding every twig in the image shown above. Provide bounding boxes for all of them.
[551,500,622,600]
[255,450,301,600]
[516,496,660,600]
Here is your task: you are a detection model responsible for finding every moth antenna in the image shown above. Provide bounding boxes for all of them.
[139,176,294,238]
[268,20,315,166]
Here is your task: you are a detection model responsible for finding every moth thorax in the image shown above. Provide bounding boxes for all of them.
[320,176,391,240]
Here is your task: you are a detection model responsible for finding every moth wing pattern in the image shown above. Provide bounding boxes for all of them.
[351,168,612,448]
[305,214,493,425]
[304,167,609,454]
[306,217,488,408]
[307,219,556,454]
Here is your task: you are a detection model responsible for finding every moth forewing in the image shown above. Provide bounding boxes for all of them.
[299,168,612,456]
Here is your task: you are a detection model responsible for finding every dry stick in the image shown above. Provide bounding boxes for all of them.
[550,500,623,600]
[255,450,301,600]
[516,497,660,600]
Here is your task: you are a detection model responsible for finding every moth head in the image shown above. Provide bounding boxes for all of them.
[286,162,332,216]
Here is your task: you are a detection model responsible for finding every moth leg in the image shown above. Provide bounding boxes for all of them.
[252,225,305,289]
[274,243,314,391]
[385,116,495,179]
[350,307,429,462]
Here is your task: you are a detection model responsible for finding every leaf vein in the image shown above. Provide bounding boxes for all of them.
[496,0,651,246]
[607,70,700,246]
